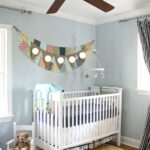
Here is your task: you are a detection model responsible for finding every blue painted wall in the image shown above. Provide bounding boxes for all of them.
[0,8,95,149]
[0,6,149,149]
[96,21,150,140]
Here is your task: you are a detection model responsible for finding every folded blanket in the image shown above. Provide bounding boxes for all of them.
[33,84,62,113]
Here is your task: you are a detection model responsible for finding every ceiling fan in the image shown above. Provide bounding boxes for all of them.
[46,0,115,14]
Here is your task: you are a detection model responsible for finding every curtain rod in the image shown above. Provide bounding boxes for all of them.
[0,5,32,14]
[119,14,150,23]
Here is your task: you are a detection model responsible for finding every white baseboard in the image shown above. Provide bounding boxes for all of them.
[121,136,140,148]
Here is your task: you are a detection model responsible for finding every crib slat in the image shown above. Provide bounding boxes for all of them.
[55,101,58,149]
[109,96,111,132]
[83,99,85,125]
[83,98,85,139]
[116,95,118,131]
[47,113,50,144]
[103,97,105,135]
[86,98,89,125]
[86,98,89,139]
[110,96,112,132]
[79,98,82,141]
[96,97,98,137]
[51,108,54,147]
[111,97,114,132]
[90,98,92,124]
[90,98,93,137]
[68,100,70,145]
[39,92,43,141]
[107,96,109,133]
[106,97,108,134]
[114,96,116,131]
[115,96,117,131]
[58,97,63,149]
[113,96,115,131]
[37,111,39,138]
[47,93,51,144]
[99,97,101,136]
[76,99,78,141]
[93,97,96,137]
[117,95,119,130]
[44,108,46,142]
[72,100,74,128]
[64,100,66,146]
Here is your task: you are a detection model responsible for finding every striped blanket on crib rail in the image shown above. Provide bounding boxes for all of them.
[139,104,150,150]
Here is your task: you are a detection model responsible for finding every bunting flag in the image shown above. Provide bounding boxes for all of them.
[14,26,94,73]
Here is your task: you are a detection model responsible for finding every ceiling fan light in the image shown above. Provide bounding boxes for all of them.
[32,47,39,55]
[57,57,64,64]
[69,56,76,63]
[79,52,86,59]
[45,55,52,63]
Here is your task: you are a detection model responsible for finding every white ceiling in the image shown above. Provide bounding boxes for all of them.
[0,0,150,24]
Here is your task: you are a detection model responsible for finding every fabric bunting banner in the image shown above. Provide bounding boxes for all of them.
[14,26,94,73]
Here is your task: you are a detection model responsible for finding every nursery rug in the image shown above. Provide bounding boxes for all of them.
[93,144,124,150]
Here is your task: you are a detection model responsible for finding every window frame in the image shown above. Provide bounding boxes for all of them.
[137,33,150,95]
[0,24,13,122]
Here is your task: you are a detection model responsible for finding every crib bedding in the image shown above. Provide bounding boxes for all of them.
[35,103,117,127]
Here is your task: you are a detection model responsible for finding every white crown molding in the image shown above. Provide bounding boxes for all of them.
[96,7,150,25]
[51,12,96,25]
[0,0,150,25]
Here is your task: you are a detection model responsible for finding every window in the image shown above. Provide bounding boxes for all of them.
[137,33,150,94]
[0,24,13,122]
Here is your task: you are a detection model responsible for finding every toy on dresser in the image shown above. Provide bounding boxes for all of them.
[13,133,30,150]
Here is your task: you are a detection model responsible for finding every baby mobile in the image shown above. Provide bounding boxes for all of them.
[13,26,94,73]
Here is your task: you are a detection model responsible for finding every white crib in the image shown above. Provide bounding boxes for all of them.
[33,86,122,150]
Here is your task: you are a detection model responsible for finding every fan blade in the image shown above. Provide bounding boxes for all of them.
[47,0,65,14]
[84,0,114,12]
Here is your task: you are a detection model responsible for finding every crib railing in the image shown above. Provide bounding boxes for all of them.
[62,90,99,99]
[34,88,122,150]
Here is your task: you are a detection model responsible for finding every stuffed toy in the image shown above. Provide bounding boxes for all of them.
[13,133,30,150]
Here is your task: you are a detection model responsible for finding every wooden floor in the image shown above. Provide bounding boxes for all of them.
[118,144,138,150]
[110,142,138,150]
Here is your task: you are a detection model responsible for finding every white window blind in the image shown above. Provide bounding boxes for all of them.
[0,25,12,121]
[0,28,8,117]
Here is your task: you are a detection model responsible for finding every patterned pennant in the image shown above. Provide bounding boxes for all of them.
[45,62,53,70]
[40,42,46,51]
[34,39,41,47]
[60,47,66,56]
[65,48,76,55]
[19,41,29,52]
[76,57,84,67]
[60,63,67,73]
[40,59,46,69]
[65,57,73,72]
[33,50,44,65]
[85,43,92,50]
[30,43,41,60]
[52,63,60,72]
[55,57,64,70]
[81,44,85,50]
[47,44,54,53]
